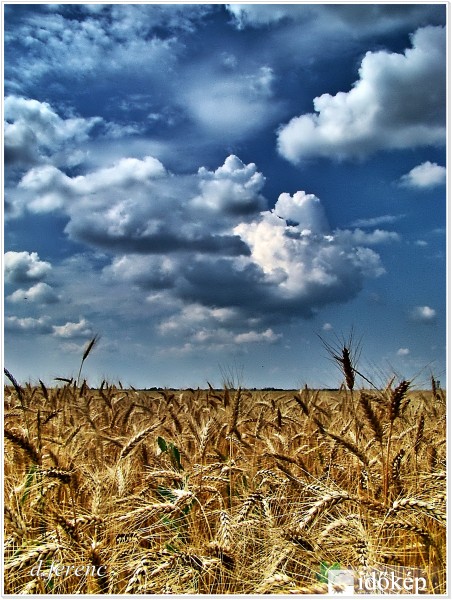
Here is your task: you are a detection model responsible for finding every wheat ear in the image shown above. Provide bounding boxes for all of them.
[389,497,446,523]
[297,490,351,530]
[119,420,164,460]
[4,428,41,465]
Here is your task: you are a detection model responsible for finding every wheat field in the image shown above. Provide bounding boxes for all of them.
[3,352,446,594]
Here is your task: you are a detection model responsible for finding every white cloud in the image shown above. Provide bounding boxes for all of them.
[17,155,166,214]
[8,153,392,334]
[351,215,402,228]
[157,301,280,351]
[158,303,239,336]
[18,165,73,212]
[399,161,446,188]
[234,328,281,344]
[52,318,92,338]
[5,316,52,333]
[104,255,177,291]
[75,156,167,192]
[4,251,52,283]
[410,305,436,322]
[226,4,444,34]
[234,190,385,302]
[226,4,297,29]
[274,191,329,232]
[157,301,283,350]
[58,342,88,355]
[397,348,410,356]
[193,155,266,215]
[5,9,185,92]
[277,26,446,162]
[183,65,281,139]
[7,282,59,304]
[334,229,400,245]
[15,155,260,261]
[4,96,101,168]
[322,323,333,331]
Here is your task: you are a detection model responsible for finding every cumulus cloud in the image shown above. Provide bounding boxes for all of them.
[399,161,446,188]
[104,255,177,291]
[410,305,436,322]
[17,155,165,214]
[18,165,74,212]
[4,96,101,168]
[53,155,392,327]
[16,148,168,214]
[273,191,329,232]
[193,155,266,215]
[15,155,260,257]
[157,301,280,351]
[4,251,52,283]
[277,26,446,162]
[158,303,239,335]
[7,282,59,304]
[8,153,394,341]
[5,316,52,334]
[52,318,93,338]
[233,191,385,309]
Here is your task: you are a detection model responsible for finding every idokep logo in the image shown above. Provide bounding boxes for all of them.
[357,567,427,595]
[327,566,428,595]
[327,569,355,595]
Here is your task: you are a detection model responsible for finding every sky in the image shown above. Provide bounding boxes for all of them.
[3,2,447,390]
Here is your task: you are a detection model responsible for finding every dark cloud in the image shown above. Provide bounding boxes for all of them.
[226,4,445,34]
[69,225,250,257]
[13,153,265,256]
[179,258,271,311]
[9,147,391,329]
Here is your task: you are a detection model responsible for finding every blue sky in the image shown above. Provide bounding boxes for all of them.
[3,3,447,389]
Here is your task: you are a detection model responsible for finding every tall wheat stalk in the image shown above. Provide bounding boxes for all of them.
[77,335,100,386]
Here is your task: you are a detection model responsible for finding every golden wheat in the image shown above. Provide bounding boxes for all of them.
[3,357,446,594]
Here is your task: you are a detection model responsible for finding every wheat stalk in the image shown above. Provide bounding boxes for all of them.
[389,497,446,523]
[119,421,164,460]
[5,542,59,571]
[359,391,383,443]
[296,490,351,530]
[4,428,41,465]
[77,334,100,385]
[238,491,264,522]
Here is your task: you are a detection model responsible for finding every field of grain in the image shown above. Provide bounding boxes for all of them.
[4,359,446,594]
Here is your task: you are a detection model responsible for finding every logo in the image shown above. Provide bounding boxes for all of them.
[328,569,355,595]
[323,565,428,595]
